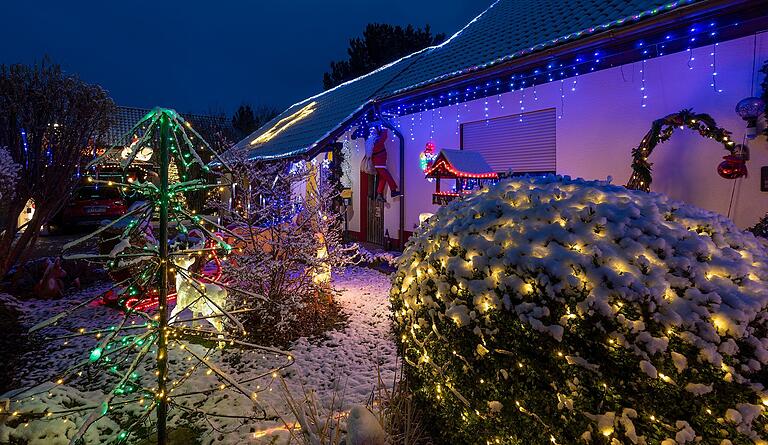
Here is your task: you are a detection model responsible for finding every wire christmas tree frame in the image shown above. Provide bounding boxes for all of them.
[8,108,293,445]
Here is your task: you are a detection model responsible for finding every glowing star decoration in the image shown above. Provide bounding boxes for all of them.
[250,101,317,146]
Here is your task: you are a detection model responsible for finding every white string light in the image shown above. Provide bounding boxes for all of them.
[640,59,648,108]
[687,48,695,69]
[710,43,722,93]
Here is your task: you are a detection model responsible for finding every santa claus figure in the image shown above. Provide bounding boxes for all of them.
[366,127,402,202]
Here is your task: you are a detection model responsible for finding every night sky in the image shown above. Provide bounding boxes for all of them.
[1,1,488,116]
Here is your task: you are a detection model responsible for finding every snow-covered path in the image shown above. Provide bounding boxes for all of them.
[1,266,397,444]
[291,266,397,404]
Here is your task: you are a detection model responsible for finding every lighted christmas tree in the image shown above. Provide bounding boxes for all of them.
[6,108,293,444]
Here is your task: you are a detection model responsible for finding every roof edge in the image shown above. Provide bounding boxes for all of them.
[382,0,757,105]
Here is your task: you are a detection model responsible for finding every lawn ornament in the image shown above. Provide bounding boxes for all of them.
[32,257,67,299]
[171,254,227,332]
[424,149,498,204]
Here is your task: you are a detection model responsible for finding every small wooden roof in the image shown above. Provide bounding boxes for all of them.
[424,149,498,179]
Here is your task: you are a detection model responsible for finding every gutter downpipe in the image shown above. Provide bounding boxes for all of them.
[374,103,405,250]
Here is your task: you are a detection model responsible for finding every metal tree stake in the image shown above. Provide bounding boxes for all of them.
[156,111,170,444]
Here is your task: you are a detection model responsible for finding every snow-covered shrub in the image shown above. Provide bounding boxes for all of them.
[0,146,20,200]
[211,157,355,345]
[356,245,399,269]
[391,175,768,444]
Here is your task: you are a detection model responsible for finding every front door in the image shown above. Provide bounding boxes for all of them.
[366,173,384,245]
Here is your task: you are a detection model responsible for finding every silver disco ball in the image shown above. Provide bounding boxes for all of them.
[735,97,765,120]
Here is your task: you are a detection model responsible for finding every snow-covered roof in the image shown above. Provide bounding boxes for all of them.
[102,107,231,146]
[229,0,706,161]
[425,149,497,179]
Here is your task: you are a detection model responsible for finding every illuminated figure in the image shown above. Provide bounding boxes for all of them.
[366,127,401,202]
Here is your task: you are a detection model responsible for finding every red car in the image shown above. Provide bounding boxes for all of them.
[56,186,128,229]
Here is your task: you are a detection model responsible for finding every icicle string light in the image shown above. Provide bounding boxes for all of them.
[363,19,741,124]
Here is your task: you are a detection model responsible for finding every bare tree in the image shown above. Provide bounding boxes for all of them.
[0,59,115,277]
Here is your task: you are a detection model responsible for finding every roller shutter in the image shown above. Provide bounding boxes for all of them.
[461,108,556,174]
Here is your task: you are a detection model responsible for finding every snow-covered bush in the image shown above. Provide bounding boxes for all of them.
[211,157,355,345]
[391,176,768,444]
[0,146,20,200]
[356,245,399,269]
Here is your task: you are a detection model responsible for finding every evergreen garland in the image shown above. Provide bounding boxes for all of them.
[627,109,736,192]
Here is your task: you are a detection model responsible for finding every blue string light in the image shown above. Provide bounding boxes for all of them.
[341,18,738,133]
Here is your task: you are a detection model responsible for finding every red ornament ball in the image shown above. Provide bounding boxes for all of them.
[717,155,747,179]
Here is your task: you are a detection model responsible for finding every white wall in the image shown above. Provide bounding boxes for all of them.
[340,33,768,241]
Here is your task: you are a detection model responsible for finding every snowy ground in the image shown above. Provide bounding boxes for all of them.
[1,266,397,444]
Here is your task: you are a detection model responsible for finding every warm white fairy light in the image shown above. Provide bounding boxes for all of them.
[391,175,768,443]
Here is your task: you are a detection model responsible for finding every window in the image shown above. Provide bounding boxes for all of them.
[461,108,556,175]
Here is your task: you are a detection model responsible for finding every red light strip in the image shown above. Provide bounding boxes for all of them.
[424,159,498,179]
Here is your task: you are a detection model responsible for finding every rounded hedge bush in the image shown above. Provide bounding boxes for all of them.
[391,176,768,444]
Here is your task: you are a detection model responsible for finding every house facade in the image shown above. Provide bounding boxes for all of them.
[228,0,768,249]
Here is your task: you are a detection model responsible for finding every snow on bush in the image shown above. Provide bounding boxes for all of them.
[391,175,768,444]
[0,146,20,200]
[356,245,399,268]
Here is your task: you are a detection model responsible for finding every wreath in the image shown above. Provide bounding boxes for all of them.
[626,109,737,191]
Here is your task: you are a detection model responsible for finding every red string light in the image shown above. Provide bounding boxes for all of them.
[424,159,498,179]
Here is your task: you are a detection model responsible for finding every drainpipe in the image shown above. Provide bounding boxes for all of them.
[374,104,405,250]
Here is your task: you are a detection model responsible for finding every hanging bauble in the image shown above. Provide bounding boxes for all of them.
[717,154,748,179]
[735,97,765,140]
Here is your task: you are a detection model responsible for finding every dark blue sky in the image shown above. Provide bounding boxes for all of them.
[1,1,488,116]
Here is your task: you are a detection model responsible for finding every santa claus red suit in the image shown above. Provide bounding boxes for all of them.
[365,127,401,201]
